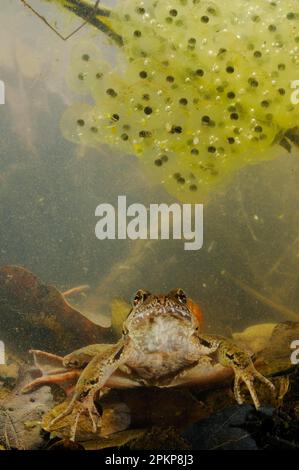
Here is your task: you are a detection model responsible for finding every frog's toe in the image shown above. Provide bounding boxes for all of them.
[233,373,243,405]
[233,367,275,409]
[86,395,100,433]
[49,399,76,429]
[233,369,260,408]
[69,394,101,441]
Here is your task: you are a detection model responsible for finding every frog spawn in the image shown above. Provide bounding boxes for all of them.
[61,0,299,202]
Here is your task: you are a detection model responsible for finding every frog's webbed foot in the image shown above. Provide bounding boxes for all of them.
[29,349,65,366]
[49,340,130,440]
[232,362,275,409]
[49,391,101,441]
[209,338,275,409]
[199,334,276,409]
[69,393,101,441]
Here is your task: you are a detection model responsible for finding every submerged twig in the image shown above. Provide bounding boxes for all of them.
[226,273,299,321]
[0,406,24,450]
[20,0,123,45]
[63,284,90,297]
[265,231,299,279]
[82,240,155,320]
[236,186,259,242]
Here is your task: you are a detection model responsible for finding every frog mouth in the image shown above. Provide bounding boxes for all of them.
[132,306,192,323]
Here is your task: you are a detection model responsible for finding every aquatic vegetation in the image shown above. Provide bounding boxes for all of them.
[20,0,123,44]
[58,0,299,201]
[227,273,299,321]
[0,363,55,450]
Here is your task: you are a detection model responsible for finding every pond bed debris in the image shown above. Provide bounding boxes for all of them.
[0,265,111,356]
[0,366,55,450]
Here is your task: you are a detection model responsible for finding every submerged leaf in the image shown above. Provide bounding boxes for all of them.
[0,265,110,355]
[232,323,277,353]
[257,321,299,376]
[111,298,131,336]
[83,429,146,450]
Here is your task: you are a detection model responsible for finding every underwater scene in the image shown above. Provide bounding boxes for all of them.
[0,0,299,452]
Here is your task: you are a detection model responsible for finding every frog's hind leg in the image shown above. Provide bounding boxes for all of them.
[22,370,81,394]
[22,349,80,394]
[29,349,64,368]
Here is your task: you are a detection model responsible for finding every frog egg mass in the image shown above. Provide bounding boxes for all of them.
[61,0,299,202]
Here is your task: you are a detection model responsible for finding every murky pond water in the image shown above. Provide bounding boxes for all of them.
[0,0,299,451]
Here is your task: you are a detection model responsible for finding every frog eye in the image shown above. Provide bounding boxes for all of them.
[133,289,150,306]
[173,288,187,304]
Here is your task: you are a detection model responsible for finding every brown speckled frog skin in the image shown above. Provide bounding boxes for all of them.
[26,288,275,440]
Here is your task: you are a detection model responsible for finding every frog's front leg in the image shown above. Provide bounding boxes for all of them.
[49,340,132,441]
[197,334,275,409]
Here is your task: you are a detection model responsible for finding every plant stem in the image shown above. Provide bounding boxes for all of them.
[20,0,123,45]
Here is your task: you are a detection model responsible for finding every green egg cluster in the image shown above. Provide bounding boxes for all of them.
[61,0,299,202]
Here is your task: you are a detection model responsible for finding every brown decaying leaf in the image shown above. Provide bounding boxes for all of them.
[0,265,111,355]
[42,387,209,449]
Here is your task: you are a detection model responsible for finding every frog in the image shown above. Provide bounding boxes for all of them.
[24,288,275,441]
